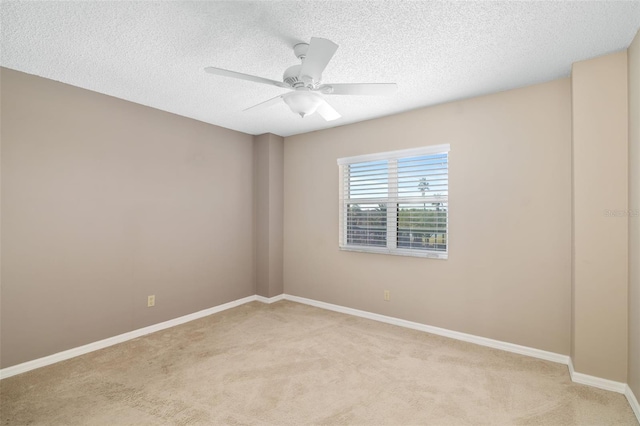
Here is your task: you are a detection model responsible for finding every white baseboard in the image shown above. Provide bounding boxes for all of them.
[284,293,640,421]
[0,295,259,380]
[283,294,570,365]
[3,290,638,425]
[626,385,640,423]
[255,294,285,304]
[567,357,627,393]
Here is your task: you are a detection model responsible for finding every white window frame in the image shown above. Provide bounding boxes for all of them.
[337,144,450,259]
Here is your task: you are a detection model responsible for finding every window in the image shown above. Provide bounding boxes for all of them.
[338,144,449,259]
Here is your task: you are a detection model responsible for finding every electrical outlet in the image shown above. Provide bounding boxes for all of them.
[384,290,390,301]
[147,295,155,307]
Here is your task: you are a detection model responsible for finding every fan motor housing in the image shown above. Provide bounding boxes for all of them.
[283,65,302,87]
[283,65,318,89]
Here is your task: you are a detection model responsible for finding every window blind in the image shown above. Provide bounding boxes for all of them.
[338,144,449,259]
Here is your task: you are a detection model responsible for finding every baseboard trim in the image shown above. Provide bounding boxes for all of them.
[280,294,639,423]
[0,292,569,380]
[567,358,627,394]
[625,384,640,423]
[283,294,569,365]
[284,293,640,412]
[2,290,636,423]
[0,295,258,380]
[255,294,285,304]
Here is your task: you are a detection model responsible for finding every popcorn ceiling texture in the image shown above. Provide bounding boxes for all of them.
[1,1,638,137]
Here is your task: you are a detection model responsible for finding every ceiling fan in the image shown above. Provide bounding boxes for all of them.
[204,37,397,121]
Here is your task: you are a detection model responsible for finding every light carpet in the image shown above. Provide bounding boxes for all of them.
[1,301,637,425]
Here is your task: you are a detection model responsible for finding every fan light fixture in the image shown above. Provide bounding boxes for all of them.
[283,91,322,118]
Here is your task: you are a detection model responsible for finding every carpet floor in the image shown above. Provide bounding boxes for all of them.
[1,301,637,425]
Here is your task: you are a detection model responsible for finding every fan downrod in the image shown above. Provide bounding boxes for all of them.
[293,43,309,60]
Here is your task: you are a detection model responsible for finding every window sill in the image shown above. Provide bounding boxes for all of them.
[339,245,448,260]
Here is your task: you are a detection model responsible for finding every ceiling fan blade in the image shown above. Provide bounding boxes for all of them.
[243,95,283,112]
[316,99,341,121]
[319,83,398,96]
[299,37,338,82]
[205,67,288,88]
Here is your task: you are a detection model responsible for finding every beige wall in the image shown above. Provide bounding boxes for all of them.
[2,44,636,390]
[0,68,255,368]
[629,29,640,397]
[254,133,284,298]
[571,52,628,382]
[284,79,572,354]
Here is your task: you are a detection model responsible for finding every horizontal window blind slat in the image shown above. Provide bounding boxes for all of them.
[398,172,448,178]
[397,167,448,175]
[397,225,447,227]
[398,156,448,164]
[396,175,448,182]
[398,161,448,166]
[347,183,390,190]
[348,169,390,175]
[342,199,390,204]
[397,187,448,193]
[348,167,388,175]
[397,159,448,166]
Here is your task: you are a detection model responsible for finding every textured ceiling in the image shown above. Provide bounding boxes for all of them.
[2,1,639,137]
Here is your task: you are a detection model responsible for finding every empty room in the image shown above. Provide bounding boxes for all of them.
[1,1,639,424]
